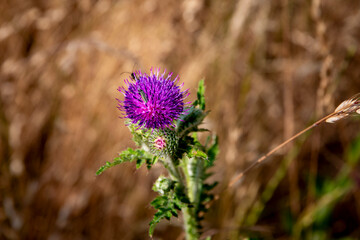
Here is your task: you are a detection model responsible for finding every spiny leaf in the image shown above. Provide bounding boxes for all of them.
[175,136,195,160]
[174,185,191,204]
[193,79,206,110]
[188,149,207,159]
[203,182,218,191]
[206,135,219,167]
[96,148,154,175]
[149,192,185,237]
[176,107,208,138]
[96,160,121,176]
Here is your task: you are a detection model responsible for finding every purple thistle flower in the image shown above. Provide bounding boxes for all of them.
[117,68,190,129]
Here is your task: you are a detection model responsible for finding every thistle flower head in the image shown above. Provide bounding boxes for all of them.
[117,68,190,129]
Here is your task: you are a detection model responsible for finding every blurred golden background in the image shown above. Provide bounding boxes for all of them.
[1,0,360,239]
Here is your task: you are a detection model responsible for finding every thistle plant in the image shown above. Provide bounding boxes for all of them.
[97,68,218,240]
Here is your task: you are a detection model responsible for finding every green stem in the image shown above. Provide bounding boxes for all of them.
[164,156,182,183]
[181,156,202,240]
[182,205,199,240]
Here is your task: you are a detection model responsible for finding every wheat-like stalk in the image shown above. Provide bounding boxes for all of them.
[325,93,360,123]
[229,93,360,187]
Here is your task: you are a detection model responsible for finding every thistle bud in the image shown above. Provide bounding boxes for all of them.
[152,176,174,195]
[148,128,178,158]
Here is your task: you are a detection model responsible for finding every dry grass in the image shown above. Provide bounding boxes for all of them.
[1,0,360,239]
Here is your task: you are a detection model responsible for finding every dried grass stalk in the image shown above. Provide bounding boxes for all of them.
[229,93,360,187]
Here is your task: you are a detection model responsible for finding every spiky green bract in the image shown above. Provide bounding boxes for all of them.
[96,148,156,175]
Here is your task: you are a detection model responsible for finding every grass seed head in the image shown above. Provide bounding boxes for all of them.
[326,93,360,123]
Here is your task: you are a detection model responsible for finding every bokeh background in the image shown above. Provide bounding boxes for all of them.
[1,0,360,239]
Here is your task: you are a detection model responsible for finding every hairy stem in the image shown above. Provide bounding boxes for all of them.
[182,205,199,240]
[164,156,183,183]
[181,156,203,240]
